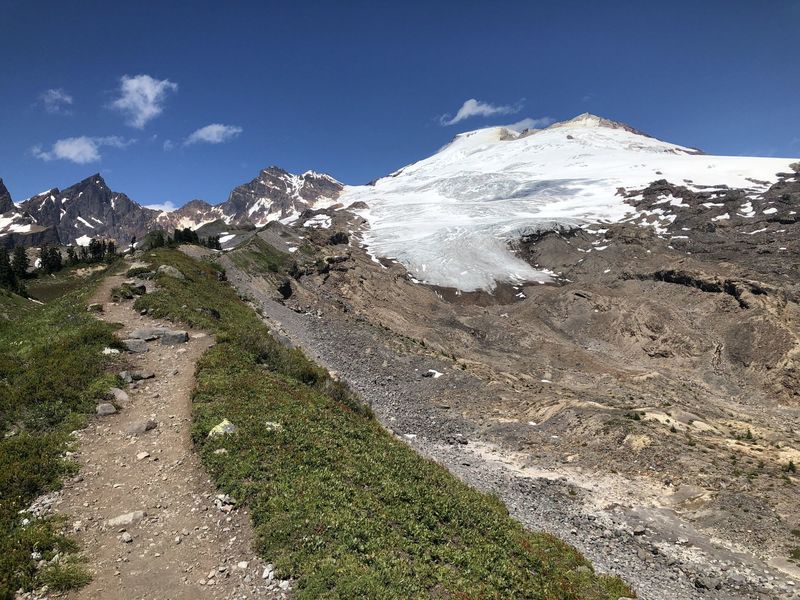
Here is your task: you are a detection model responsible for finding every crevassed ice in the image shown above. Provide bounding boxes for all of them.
[341,117,796,292]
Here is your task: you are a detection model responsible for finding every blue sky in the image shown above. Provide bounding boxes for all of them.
[1,0,798,209]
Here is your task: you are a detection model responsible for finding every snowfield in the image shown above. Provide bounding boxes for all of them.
[341,114,796,291]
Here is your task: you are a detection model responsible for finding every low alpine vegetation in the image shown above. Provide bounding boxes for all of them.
[0,271,119,599]
[134,249,632,599]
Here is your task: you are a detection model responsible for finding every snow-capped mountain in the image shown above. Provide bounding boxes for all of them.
[2,113,796,282]
[222,167,343,226]
[0,168,343,247]
[341,113,798,291]
[19,175,158,247]
[0,179,60,248]
[152,167,343,230]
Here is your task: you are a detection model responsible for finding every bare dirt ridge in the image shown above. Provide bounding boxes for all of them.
[44,272,284,600]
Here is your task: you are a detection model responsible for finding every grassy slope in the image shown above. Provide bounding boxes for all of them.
[228,235,292,274]
[135,248,633,599]
[0,273,119,599]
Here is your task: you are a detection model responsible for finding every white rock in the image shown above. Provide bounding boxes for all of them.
[208,419,237,438]
[105,510,146,528]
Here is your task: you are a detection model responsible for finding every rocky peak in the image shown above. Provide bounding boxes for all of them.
[222,166,344,226]
[0,178,13,213]
[176,199,214,213]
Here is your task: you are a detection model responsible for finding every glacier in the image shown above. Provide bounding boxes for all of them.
[340,114,797,292]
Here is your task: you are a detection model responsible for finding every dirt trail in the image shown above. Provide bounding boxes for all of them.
[53,273,284,600]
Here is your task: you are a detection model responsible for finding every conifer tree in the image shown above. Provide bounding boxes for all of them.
[11,246,29,278]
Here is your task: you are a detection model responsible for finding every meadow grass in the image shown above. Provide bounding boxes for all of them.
[0,271,119,599]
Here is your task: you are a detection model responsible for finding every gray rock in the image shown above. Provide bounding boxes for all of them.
[126,419,158,435]
[129,327,168,341]
[105,510,146,528]
[119,371,133,384]
[131,371,155,380]
[122,338,148,353]
[129,328,187,344]
[109,388,129,403]
[96,403,117,416]
[120,532,133,543]
[157,264,185,280]
[695,576,722,590]
[160,330,189,345]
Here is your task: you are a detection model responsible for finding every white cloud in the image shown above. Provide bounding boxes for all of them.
[440,98,522,126]
[144,201,177,212]
[502,117,555,132]
[184,123,243,145]
[163,139,175,151]
[39,88,73,114]
[111,74,178,128]
[32,136,134,164]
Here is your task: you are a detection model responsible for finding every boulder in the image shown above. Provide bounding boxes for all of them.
[96,403,117,416]
[161,330,189,345]
[157,264,186,280]
[122,338,148,353]
[129,327,168,341]
[119,371,133,384]
[109,388,129,403]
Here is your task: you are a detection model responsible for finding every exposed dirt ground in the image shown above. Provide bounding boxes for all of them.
[49,272,283,600]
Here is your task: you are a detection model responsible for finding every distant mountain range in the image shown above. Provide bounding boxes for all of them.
[0,167,344,248]
[2,114,797,273]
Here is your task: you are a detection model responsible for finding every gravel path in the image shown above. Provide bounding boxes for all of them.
[223,256,799,600]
